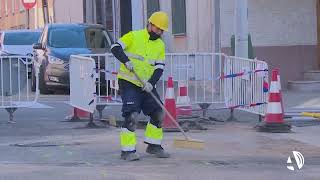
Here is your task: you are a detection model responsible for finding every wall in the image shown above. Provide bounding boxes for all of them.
[0,0,28,30]
[158,0,317,50]
[221,0,317,47]
[160,0,318,88]
[0,0,56,30]
[53,0,84,23]
[158,0,214,53]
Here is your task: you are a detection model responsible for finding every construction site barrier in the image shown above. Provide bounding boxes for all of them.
[0,55,39,122]
[223,56,268,116]
[69,53,269,121]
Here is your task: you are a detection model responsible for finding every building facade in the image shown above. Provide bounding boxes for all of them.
[0,0,55,30]
[144,0,319,88]
[0,0,318,87]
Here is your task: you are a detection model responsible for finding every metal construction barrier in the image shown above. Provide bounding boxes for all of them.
[75,53,121,120]
[0,55,39,122]
[223,56,268,116]
[160,53,225,104]
[69,53,269,120]
[69,55,97,114]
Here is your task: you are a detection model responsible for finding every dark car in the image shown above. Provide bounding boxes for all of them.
[32,23,113,94]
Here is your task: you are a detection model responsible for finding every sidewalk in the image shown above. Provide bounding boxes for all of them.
[281,90,320,126]
[282,90,320,110]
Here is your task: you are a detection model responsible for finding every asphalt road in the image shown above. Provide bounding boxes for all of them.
[0,94,319,180]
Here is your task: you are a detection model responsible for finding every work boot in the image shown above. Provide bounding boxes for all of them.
[120,151,140,161]
[146,144,170,158]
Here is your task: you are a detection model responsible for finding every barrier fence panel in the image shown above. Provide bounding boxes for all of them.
[69,55,97,113]
[79,53,122,106]
[223,56,268,115]
[70,53,268,118]
[77,53,121,119]
[82,53,227,106]
[159,53,226,107]
[0,55,39,122]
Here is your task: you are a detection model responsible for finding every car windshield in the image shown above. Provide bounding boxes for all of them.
[3,32,41,45]
[48,28,87,48]
[47,27,111,49]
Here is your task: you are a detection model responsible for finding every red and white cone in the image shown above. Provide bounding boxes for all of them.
[257,69,291,133]
[176,81,192,116]
[65,107,90,121]
[162,77,180,132]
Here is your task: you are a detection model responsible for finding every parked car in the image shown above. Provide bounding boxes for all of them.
[32,23,113,94]
[0,30,42,78]
[0,29,41,56]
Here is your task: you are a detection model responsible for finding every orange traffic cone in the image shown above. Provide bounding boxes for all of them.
[65,107,90,122]
[162,77,180,132]
[176,81,192,116]
[257,69,291,133]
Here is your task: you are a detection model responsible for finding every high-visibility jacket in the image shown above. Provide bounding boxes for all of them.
[117,29,166,87]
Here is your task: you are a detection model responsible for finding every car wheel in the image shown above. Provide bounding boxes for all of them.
[39,65,52,94]
[31,67,36,92]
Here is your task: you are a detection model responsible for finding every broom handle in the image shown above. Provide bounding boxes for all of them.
[133,71,189,140]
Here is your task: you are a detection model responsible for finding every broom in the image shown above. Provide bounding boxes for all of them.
[133,71,205,150]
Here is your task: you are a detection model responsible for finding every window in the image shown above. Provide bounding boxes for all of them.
[147,0,160,18]
[48,28,87,48]
[3,32,41,45]
[171,0,186,35]
[85,28,110,49]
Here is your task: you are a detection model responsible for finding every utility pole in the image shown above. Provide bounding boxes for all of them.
[235,0,249,58]
[42,0,49,24]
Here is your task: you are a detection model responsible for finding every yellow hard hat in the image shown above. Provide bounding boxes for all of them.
[148,11,169,31]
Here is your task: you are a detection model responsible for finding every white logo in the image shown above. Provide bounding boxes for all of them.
[287,151,304,171]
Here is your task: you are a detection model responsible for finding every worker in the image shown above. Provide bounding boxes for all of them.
[110,11,170,161]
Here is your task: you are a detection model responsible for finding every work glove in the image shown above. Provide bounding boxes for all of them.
[142,81,153,93]
[125,61,134,72]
